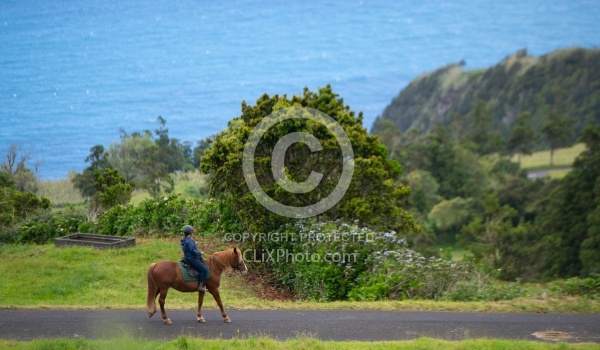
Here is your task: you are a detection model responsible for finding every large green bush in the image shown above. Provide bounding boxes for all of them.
[95,193,242,237]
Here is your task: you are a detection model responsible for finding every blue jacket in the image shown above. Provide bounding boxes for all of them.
[181,236,202,261]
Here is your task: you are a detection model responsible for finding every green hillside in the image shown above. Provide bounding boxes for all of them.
[372,47,600,147]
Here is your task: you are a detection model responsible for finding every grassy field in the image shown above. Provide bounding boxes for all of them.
[513,143,585,170]
[1,336,598,350]
[0,239,598,314]
[36,170,210,208]
[129,171,209,205]
[36,172,85,208]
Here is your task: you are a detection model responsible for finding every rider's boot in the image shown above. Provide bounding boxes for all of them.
[197,281,207,293]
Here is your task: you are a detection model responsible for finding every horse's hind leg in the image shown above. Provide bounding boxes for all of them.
[158,289,172,325]
[196,291,206,323]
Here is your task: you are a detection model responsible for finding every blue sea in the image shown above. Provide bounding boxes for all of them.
[1,0,599,180]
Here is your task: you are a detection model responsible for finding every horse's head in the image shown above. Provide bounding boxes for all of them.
[231,247,248,275]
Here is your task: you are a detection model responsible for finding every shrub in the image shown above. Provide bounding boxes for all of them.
[547,275,600,299]
[440,275,535,302]
[349,247,472,301]
[95,193,242,237]
[1,208,88,244]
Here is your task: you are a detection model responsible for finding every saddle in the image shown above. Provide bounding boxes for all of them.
[180,258,200,279]
[179,258,211,282]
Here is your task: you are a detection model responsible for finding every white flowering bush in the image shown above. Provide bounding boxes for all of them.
[257,220,473,301]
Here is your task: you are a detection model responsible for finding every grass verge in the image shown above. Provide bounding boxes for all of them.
[1,336,598,350]
[0,240,598,313]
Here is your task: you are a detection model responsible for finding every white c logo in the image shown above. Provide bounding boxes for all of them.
[242,107,354,218]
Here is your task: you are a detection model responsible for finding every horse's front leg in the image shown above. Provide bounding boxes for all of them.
[196,290,206,323]
[210,289,231,323]
[158,289,172,325]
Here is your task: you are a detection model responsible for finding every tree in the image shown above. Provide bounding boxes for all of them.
[423,124,489,199]
[72,145,109,197]
[200,85,419,235]
[459,192,517,268]
[427,196,477,242]
[536,125,600,277]
[0,171,50,227]
[541,91,573,166]
[465,99,504,155]
[91,168,134,216]
[405,170,442,215]
[507,111,537,164]
[193,137,213,168]
[1,144,39,192]
[154,116,193,173]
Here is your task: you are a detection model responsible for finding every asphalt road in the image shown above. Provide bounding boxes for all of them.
[0,309,599,343]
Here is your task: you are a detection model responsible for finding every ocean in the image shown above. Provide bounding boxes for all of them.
[1,0,599,180]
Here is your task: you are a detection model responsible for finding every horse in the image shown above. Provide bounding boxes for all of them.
[146,247,248,324]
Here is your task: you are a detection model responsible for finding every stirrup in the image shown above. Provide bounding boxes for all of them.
[197,283,207,293]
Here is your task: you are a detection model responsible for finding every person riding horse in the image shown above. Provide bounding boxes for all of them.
[180,225,209,292]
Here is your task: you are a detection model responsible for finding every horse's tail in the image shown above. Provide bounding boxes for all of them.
[146,263,158,318]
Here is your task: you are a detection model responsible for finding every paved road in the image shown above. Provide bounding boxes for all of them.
[0,309,599,343]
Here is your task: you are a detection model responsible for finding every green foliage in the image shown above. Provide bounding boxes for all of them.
[547,275,600,299]
[405,170,443,215]
[0,208,87,244]
[258,221,375,301]
[1,144,40,193]
[91,168,134,214]
[200,85,418,235]
[0,171,50,229]
[349,247,472,301]
[73,117,194,199]
[536,125,600,278]
[95,193,241,237]
[507,111,537,160]
[541,91,575,166]
[398,124,489,200]
[253,220,476,302]
[459,193,517,268]
[72,145,108,197]
[465,99,504,155]
[441,275,535,302]
[427,197,477,241]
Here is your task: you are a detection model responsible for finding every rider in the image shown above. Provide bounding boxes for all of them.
[180,225,209,292]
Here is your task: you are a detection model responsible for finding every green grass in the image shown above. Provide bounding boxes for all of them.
[513,143,585,170]
[37,170,210,207]
[1,336,598,350]
[0,240,598,313]
[129,171,209,205]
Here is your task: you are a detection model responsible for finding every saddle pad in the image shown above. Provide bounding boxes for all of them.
[178,261,211,282]
[178,261,199,282]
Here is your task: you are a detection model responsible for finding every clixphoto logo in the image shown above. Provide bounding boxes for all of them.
[243,248,358,264]
[242,107,354,218]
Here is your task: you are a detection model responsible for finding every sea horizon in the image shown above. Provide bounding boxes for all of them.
[1,0,599,180]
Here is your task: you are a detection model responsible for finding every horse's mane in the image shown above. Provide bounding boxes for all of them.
[206,248,234,274]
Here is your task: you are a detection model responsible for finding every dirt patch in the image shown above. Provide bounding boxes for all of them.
[532,331,574,341]
[244,272,294,301]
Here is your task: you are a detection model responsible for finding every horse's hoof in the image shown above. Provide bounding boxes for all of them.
[197,316,206,323]
[148,311,156,318]
[164,318,172,325]
[224,317,231,323]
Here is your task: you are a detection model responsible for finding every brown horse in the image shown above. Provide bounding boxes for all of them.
[146,247,248,324]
